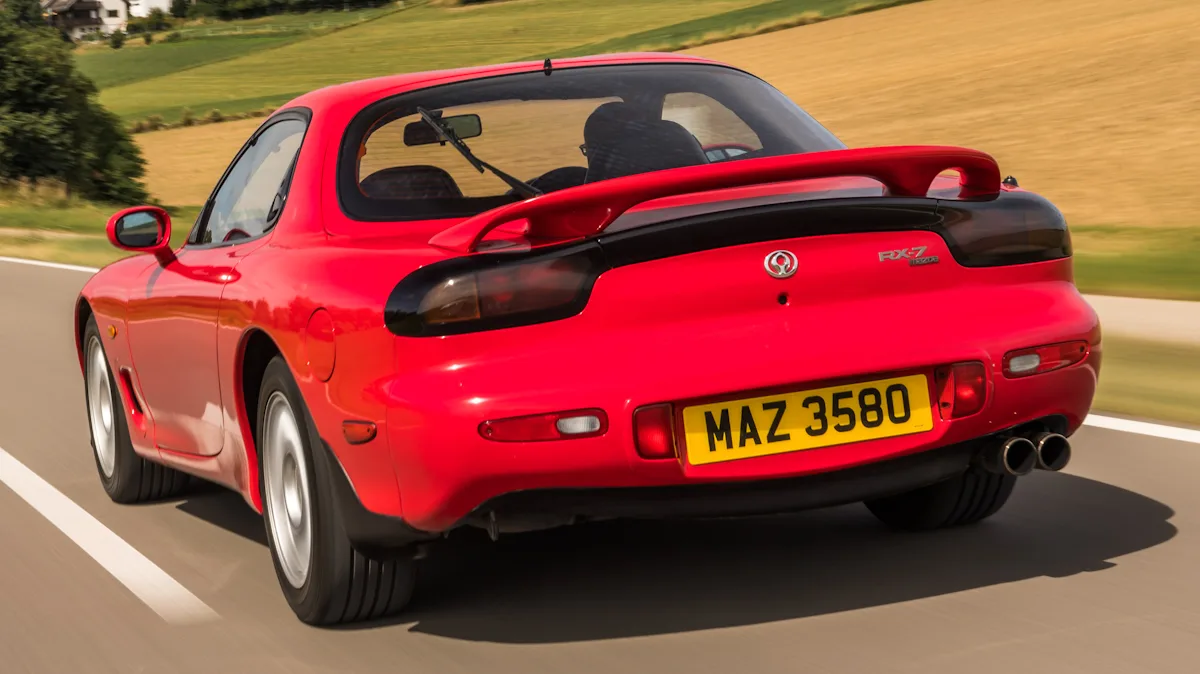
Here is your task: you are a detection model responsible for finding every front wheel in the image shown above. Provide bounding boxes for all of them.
[863,467,1017,531]
[83,316,190,503]
[257,356,416,625]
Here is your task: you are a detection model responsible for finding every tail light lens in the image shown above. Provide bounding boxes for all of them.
[939,191,1071,267]
[633,404,676,459]
[1003,341,1089,378]
[480,409,608,442]
[386,243,606,336]
[935,362,987,419]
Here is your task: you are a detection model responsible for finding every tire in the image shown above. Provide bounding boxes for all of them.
[83,316,190,503]
[863,466,1017,531]
[257,355,416,626]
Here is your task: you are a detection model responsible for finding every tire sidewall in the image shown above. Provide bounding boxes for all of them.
[257,356,353,623]
[82,317,136,498]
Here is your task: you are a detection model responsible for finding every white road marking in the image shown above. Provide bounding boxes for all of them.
[1082,414,1200,445]
[0,256,99,274]
[0,446,218,625]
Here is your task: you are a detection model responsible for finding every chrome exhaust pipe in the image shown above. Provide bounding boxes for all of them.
[1031,432,1071,471]
[979,436,1037,477]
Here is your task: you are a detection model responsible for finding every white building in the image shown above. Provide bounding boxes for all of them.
[42,0,129,39]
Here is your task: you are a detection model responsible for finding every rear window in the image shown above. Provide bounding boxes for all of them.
[339,63,846,222]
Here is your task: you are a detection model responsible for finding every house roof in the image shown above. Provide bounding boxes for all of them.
[42,0,103,13]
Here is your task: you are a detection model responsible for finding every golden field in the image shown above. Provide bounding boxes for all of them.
[136,0,1200,235]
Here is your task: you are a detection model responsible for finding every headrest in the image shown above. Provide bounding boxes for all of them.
[359,165,463,200]
[585,119,707,183]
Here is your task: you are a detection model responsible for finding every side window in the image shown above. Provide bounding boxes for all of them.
[198,119,306,245]
[662,92,762,157]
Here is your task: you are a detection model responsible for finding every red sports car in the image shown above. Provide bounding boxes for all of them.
[76,53,1100,625]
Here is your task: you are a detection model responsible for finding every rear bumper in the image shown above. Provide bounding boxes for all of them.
[329,417,1064,555]
[326,278,1099,539]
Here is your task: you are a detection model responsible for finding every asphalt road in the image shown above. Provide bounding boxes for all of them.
[2,259,1198,674]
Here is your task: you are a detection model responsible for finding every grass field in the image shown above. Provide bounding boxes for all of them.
[9,0,1199,301]
[74,5,407,93]
[97,0,913,123]
[111,0,1200,301]
[76,35,298,90]
[170,5,401,38]
[1093,335,1200,427]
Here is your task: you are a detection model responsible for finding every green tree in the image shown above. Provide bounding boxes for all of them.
[109,29,125,48]
[147,7,171,30]
[170,0,191,19]
[0,3,148,202]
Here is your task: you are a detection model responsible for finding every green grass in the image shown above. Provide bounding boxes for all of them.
[0,201,200,268]
[1094,335,1200,427]
[0,202,115,233]
[77,35,298,90]
[98,0,887,123]
[171,5,401,38]
[1072,226,1200,302]
[74,5,408,93]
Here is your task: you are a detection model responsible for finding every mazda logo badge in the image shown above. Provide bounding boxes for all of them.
[764,250,798,279]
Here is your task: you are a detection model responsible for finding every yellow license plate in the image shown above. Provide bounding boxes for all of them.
[682,374,934,466]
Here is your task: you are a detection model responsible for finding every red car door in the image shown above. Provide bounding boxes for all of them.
[125,116,308,456]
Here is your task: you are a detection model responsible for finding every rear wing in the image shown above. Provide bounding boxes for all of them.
[428,145,1001,254]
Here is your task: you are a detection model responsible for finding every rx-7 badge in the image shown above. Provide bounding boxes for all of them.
[878,246,940,267]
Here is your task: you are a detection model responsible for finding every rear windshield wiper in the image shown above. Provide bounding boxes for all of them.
[416,107,542,200]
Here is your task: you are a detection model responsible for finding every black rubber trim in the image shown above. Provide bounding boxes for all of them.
[185,106,314,247]
[468,438,982,522]
[335,62,814,223]
[319,440,438,558]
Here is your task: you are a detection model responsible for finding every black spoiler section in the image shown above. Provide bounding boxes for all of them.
[427,145,1002,253]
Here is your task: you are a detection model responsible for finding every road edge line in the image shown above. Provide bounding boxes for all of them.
[0,446,219,625]
[0,256,99,274]
[1082,414,1200,445]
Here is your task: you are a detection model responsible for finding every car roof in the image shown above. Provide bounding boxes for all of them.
[282,53,729,114]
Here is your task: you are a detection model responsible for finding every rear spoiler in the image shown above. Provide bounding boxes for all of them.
[428,145,1000,254]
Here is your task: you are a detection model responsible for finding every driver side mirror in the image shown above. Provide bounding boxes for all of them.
[106,206,174,261]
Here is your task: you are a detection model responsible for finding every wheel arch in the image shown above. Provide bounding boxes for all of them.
[74,295,94,374]
[236,327,285,509]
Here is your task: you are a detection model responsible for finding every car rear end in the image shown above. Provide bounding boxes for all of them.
[380,186,1100,533]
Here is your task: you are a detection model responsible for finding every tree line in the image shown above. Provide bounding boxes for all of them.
[185,0,393,22]
[0,0,148,203]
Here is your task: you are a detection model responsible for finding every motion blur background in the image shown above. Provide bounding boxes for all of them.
[3,0,1198,421]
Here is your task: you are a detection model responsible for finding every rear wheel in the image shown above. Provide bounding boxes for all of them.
[864,467,1016,531]
[83,316,190,503]
[258,356,416,625]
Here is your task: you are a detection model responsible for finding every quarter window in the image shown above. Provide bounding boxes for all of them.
[196,119,306,245]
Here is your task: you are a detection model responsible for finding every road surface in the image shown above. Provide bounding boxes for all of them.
[1,259,1198,673]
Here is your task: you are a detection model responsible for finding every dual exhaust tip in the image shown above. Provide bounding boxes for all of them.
[980,432,1071,477]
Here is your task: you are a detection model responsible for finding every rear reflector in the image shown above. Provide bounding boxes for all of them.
[479,409,608,442]
[1003,341,1089,378]
[633,404,676,459]
[935,362,987,419]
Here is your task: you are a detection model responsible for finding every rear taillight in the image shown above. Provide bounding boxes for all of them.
[633,404,676,459]
[479,409,607,442]
[935,362,987,419]
[1003,341,1089,378]
[386,243,606,336]
[939,191,1071,267]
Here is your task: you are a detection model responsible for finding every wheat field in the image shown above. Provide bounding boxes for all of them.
[138,0,1200,235]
